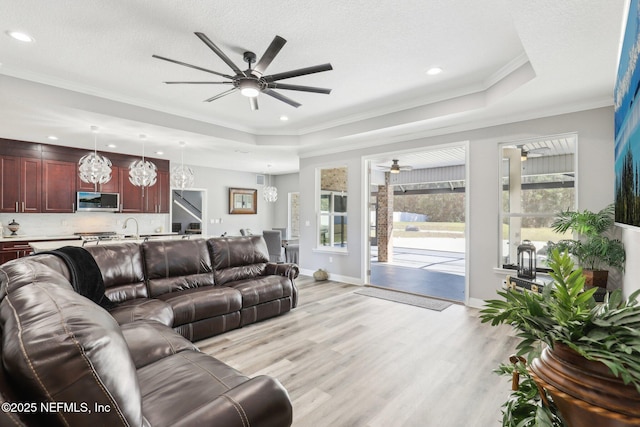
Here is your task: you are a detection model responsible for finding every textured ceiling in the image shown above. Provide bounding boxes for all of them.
[0,0,627,173]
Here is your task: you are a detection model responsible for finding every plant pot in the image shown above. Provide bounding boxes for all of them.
[583,269,608,288]
[529,344,640,426]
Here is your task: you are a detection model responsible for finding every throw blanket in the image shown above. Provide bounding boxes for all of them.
[37,246,116,310]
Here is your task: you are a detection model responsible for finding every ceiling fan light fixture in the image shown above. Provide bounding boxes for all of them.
[390,159,401,174]
[238,79,260,98]
[153,32,333,110]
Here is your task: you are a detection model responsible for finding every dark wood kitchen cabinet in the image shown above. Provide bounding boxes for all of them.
[145,170,170,213]
[118,168,145,213]
[0,240,33,264]
[77,165,120,193]
[42,159,76,213]
[119,169,170,213]
[0,155,42,213]
[0,138,170,215]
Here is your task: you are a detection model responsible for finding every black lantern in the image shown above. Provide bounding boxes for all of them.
[517,240,536,279]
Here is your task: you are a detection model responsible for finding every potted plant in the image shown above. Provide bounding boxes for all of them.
[480,249,640,426]
[549,204,625,288]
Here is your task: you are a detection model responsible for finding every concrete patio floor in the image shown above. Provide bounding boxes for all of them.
[369,241,466,302]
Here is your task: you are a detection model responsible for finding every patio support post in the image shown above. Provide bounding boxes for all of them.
[376,173,394,262]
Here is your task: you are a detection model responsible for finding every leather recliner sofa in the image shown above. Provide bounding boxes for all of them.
[0,235,296,426]
[85,235,298,340]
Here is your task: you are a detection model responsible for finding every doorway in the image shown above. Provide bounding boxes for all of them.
[366,144,468,302]
[171,189,206,236]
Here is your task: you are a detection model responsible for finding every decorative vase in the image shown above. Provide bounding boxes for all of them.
[313,269,328,281]
[7,219,20,236]
[529,344,640,426]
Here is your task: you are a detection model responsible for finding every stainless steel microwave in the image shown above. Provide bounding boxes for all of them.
[76,192,120,212]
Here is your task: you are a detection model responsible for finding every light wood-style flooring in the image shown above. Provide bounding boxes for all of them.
[197,277,518,427]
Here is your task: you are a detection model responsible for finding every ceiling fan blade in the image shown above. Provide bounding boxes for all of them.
[164,81,233,84]
[194,32,245,76]
[263,63,333,82]
[262,89,301,108]
[203,88,237,102]
[253,35,287,77]
[152,54,233,79]
[249,97,259,111]
[266,82,331,94]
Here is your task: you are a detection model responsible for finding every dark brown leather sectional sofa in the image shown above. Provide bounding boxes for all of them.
[0,235,297,426]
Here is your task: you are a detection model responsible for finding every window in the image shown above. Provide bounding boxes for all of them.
[318,166,348,250]
[499,135,576,269]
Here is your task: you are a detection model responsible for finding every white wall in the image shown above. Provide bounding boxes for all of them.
[621,227,640,296]
[299,156,363,283]
[273,173,300,232]
[188,164,275,236]
[298,107,617,304]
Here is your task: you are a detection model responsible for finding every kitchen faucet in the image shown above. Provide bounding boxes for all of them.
[122,217,139,239]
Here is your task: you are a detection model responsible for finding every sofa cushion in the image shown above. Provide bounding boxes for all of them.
[143,239,214,297]
[0,259,145,427]
[208,236,270,286]
[85,242,147,302]
[224,275,293,308]
[120,320,198,368]
[108,297,174,327]
[137,351,292,427]
[155,286,241,326]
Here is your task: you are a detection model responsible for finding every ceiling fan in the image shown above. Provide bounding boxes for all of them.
[378,159,413,174]
[519,145,551,161]
[152,32,333,110]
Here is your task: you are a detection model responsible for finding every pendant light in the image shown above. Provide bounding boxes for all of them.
[170,141,195,190]
[263,164,278,203]
[129,134,157,187]
[78,126,112,185]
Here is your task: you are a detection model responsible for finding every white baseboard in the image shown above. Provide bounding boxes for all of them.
[467,297,485,309]
[299,268,363,285]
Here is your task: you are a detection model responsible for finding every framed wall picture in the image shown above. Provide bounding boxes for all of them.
[615,0,640,227]
[229,188,257,214]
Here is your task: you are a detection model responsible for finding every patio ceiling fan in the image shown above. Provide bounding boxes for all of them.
[519,145,551,161]
[377,159,413,174]
[152,32,333,111]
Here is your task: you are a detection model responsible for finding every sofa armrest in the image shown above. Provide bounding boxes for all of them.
[209,375,292,427]
[264,262,299,280]
[120,320,198,368]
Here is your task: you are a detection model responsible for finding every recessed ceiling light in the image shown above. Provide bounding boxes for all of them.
[155,151,164,155]
[426,67,443,76]
[280,115,289,121]
[106,144,116,148]
[47,135,58,140]
[6,31,34,43]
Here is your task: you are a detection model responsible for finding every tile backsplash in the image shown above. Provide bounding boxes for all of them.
[0,213,170,238]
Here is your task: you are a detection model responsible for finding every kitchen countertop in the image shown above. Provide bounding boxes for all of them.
[0,235,80,243]
[29,233,185,253]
